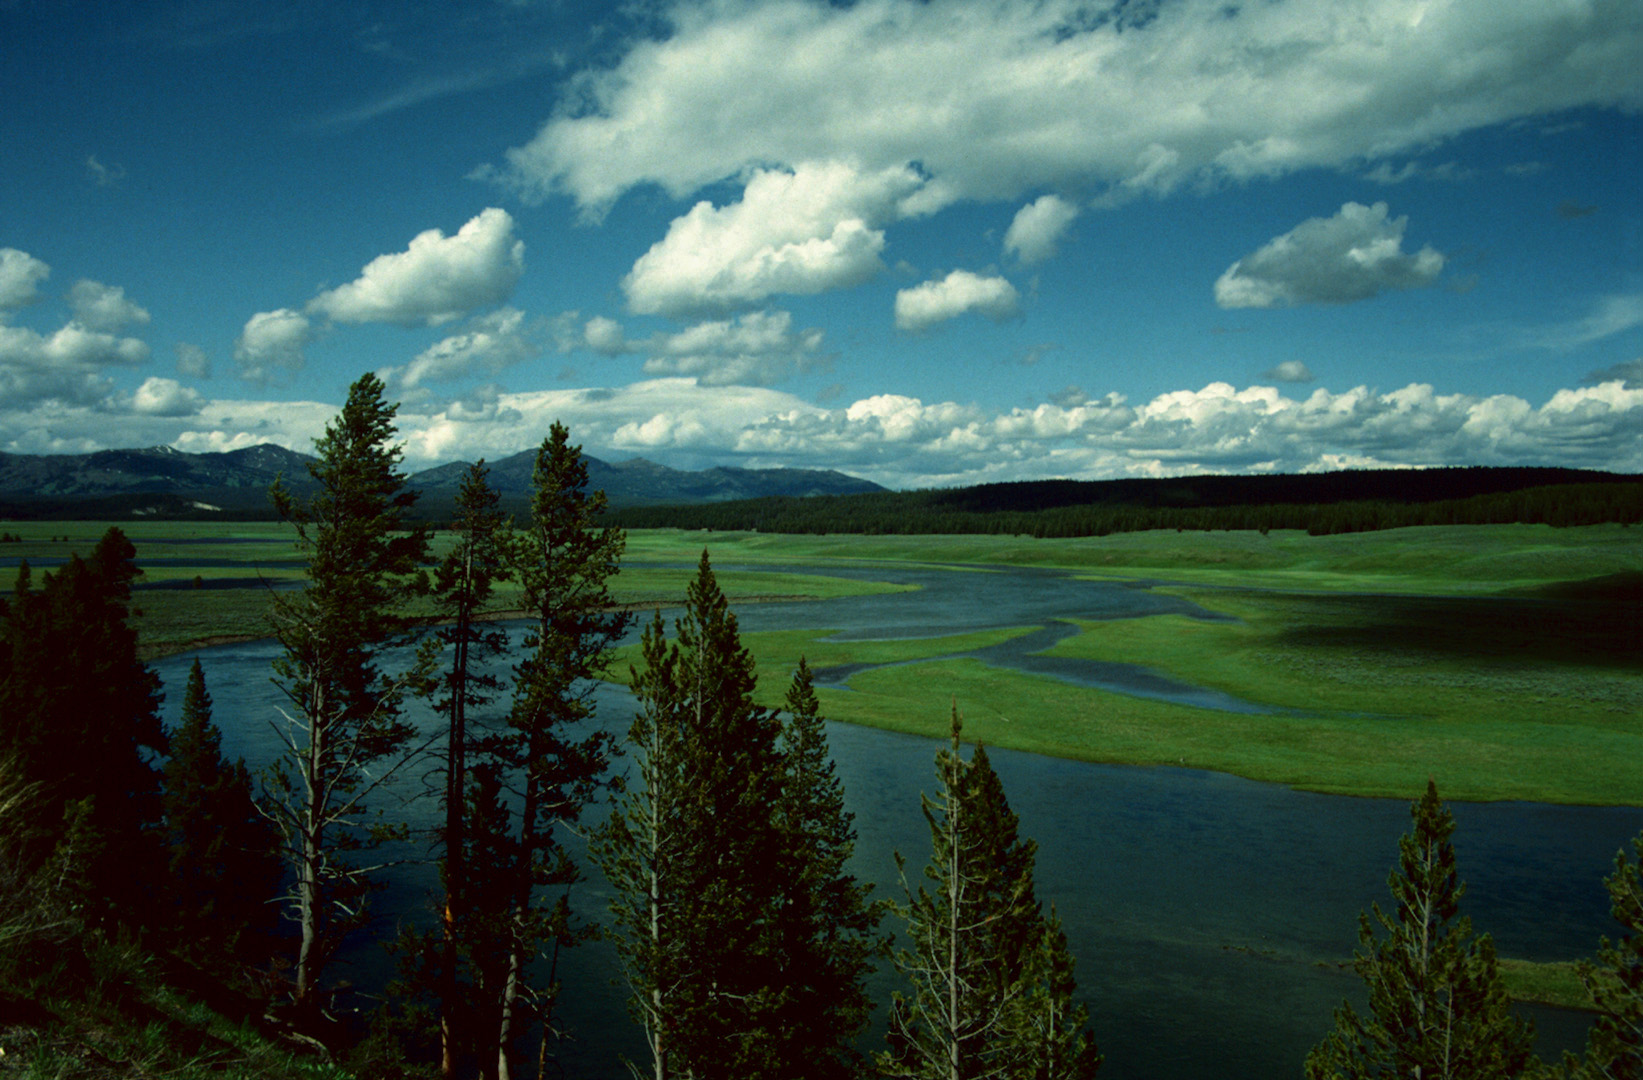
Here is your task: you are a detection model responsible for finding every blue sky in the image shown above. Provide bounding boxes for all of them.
[2,0,1641,488]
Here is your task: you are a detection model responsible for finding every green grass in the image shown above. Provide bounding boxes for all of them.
[10,521,1641,804]
[1497,959,1606,1012]
[623,523,1643,594]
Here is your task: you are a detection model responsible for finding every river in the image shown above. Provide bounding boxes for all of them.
[149,562,1641,1079]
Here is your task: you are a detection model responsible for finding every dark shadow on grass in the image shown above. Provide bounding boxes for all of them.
[1271,575,1643,669]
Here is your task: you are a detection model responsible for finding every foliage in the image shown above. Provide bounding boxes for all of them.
[762,656,888,1080]
[1567,831,1643,1079]
[411,460,514,1078]
[263,372,433,1012]
[595,552,795,1080]
[880,708,1099,1080]
[468,423,630,1080]
[1305,780,1535,1080]
[0,527,166,923]
[608,469,1643,538]
[160,658,283,963]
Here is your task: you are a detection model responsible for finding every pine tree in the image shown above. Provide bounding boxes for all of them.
[881,707,1099,1080]
[475,423,630,1080]
[263,372,433,1013]
[424,460,512,1079]
[160,658,282,962]
[1305,780,1534,1080]
[1569,831,1643,1079]
[0,528,165,924]
[591,608,689,1080]
[594,552,789,1080]
[763,657,886,1080]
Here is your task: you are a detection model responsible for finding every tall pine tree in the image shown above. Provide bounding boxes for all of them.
[763,657,886,1080]
[424,460,513,1079]
[594,553,790,1080]
[264,372,432,1013]
[1305,780,1534,1080]
[478,423,630,1080]
[881,707,1099,1080]
[160,658,282,962]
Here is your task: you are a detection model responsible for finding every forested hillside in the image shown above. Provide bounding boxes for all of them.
[608,467,1643,536]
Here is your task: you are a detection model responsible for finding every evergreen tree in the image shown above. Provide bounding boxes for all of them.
[263,372,433,1013]
[160,658,282,961]
[881,707,1098,1080]
[591,609,689,1080]
[1569,832,1643,1079]
[763,657,886,1080]
[1305,780,1534,1080]
[422,460,512,1079]
[0,528,165,924]
[472,423,630,1080]
[594,552,789,1080]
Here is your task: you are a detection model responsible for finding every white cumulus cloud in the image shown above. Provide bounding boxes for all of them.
[1215,202,1444,309]
[491,0,1643,214]
[0,248,50,310]
[622,162,934,317]
[308,208,524,326]
[895,270,1020,331]
[234,308,312,384]
[398,308,536,388]
[68,280,150,333]
[1004,195,1079,265]
[640,310,825,387]
[584,315,630,356]
[130,377,205,417]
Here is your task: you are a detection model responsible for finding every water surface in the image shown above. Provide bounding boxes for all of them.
[147,561,1640,1079]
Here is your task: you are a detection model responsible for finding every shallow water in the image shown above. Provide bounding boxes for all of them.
[148,561,1642,1079]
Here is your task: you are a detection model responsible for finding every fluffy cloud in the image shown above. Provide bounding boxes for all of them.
[584,315,629,356]
[1263,361,1316,384]
[307,208,524,326]
[1215,202,1444,309]
[0,248,50,310]
[5,375,1641,485]
[639,310,825,387]
[1004,195,1079,265]
[129,377,205,417]
[234,308,312,384]
[396,307,536,388]
[621,162,934,316]
[0,313,150,408]
[895,270,1020,331]
[494,0,1643,213]
[68,280,150,333]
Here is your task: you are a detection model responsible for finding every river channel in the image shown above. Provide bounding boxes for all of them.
[149,562,1641,1079]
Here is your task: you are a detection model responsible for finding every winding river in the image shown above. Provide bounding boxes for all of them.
[148,562,1641,1079]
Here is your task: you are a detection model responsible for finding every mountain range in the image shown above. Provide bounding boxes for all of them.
[0,445,884,520]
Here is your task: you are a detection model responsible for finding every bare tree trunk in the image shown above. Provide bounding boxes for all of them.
[295,682,325,1012]
[441,583,471,1080]
[495,722,543,1080]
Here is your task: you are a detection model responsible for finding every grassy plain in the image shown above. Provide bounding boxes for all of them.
[4,520,1640,804]
[625,525,1643,806]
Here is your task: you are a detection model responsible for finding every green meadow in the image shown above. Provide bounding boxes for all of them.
[4,520,1639,805]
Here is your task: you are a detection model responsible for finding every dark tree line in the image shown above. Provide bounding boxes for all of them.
[609,475,1643,538]
[2,375,1639,1080]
